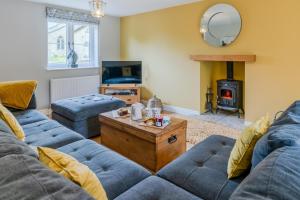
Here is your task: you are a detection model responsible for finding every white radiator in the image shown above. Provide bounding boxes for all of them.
[50,75,100,103]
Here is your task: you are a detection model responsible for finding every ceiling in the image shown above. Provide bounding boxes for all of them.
[26,0,201,17]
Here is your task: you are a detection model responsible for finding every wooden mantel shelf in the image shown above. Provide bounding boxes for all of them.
[190,55,256,62]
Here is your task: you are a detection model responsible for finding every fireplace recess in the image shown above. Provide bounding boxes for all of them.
[190,54,256,117]
[216,61,244,117]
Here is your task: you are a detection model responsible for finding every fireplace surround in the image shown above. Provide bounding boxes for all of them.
[190,54,256,117]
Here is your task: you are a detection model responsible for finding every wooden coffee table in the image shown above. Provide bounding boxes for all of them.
[99,112,187,172]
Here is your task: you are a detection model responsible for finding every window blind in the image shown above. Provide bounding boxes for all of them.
[46,7,99,24]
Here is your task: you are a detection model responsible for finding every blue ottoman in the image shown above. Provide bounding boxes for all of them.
[51,94,125,138]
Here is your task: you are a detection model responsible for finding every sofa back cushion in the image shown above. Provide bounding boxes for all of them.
[230,146,300,200]
[272,101,300,126]
[0,131,37,159]
[0,154,93,200]
[252,101,300,169]
[27,93,37,109]
[0,119,37,159]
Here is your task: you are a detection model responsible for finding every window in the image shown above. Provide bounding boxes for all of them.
[47,19,99,69]
[57,36,65,50]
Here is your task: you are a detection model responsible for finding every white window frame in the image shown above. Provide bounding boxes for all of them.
[47,18,99,70]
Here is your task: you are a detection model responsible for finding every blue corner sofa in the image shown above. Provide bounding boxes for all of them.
[1,94,300,200]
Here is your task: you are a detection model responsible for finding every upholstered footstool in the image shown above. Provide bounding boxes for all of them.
[51,94,125,138]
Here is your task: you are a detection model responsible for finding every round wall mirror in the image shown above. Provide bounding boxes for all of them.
[200,4,242,47]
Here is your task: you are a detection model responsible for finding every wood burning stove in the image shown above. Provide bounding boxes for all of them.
[216,61,244,118]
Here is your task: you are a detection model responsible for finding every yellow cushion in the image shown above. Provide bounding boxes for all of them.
[227,115,270,179]
[38,147,108,200]
[0,80,37,110]
[0,103,25,141]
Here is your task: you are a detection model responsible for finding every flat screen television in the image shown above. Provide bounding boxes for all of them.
[102,61,142,84]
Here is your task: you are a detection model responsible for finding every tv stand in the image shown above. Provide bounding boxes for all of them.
[100,84,141,105]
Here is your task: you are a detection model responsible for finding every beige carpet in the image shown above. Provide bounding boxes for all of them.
[170,114,241,149]
[46,108,241,149]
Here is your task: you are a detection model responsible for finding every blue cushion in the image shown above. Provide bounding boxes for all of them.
[13,110,48,126]
[231,146,300,200]
[252,124,300,169]
[158,135,245,200]
[0,119,12,133]
[58,139,151,200]
[272,100,300,126]
[51,94,125,121]
[115,176,202,200]
[252,102,300,169]
[27,93,37,109]
[23,120,84,149]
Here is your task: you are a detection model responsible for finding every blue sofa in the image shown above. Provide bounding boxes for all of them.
[0,95,200,200]
[2,94,300,200]
[8,108,151,199]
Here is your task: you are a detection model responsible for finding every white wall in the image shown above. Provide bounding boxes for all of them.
[99,15,120,61]
[0,0,120,108]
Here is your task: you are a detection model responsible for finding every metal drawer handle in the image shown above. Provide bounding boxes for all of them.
[168,135,177,144]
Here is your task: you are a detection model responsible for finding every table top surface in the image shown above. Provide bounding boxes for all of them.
[99,111,187,137]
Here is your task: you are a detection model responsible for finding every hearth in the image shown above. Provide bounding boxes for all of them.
[216,61,244,118]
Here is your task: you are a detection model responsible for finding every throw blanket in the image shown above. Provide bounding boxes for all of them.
[0,80,37,110]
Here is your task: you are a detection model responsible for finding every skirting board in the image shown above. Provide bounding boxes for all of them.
[140,99,201,116]
[38,109,52,118]
[163,105,201,116]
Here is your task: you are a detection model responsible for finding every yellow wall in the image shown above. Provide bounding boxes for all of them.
[121,0,300,121]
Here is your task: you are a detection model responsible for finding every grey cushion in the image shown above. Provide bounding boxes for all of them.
[27,93,37,109]
[252,124,300,169]
[251,134,269,169]
[58,139,151,200]
[23,120,84,149]
[115,176,202,200]
[13,109,48,125]
[0,154,93,200]
[231,146,300,200]
[158,135,246,200]
[272,100,300,126]
[0,130,37,159]
[51,93,125,121]
[251,101,300,169]
[0,119,37,159]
